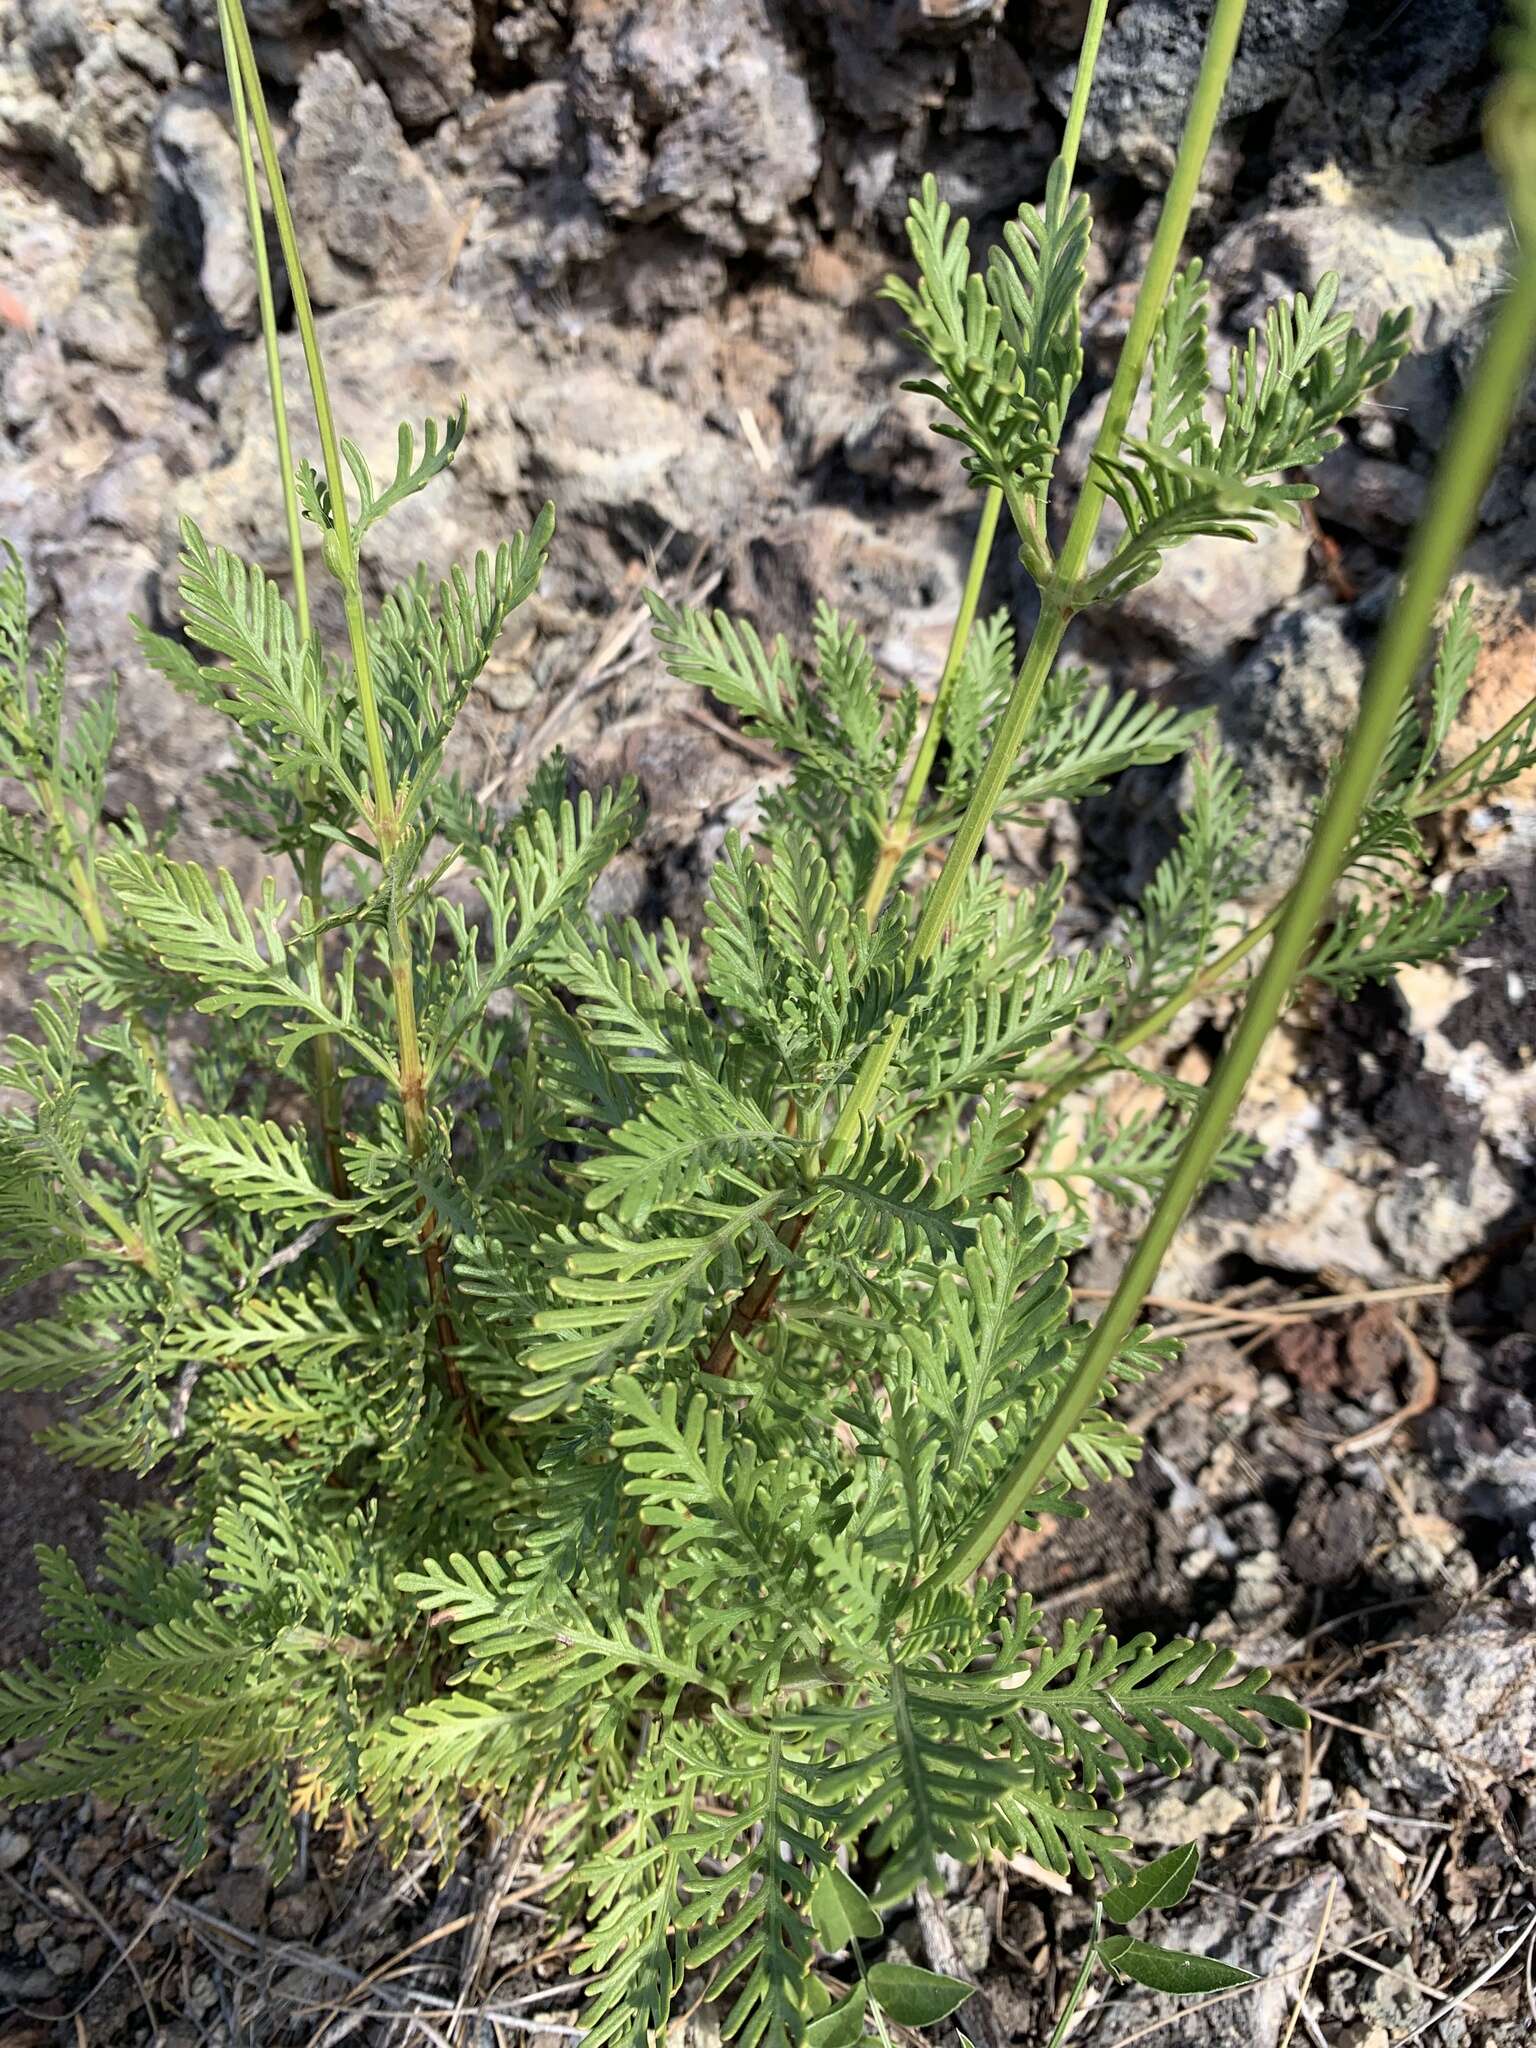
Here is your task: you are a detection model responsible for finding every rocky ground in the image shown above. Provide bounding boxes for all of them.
[2,0,1535,2042]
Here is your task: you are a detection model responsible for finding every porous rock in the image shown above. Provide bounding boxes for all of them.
[1052,0,1352,179]
[1208,156,1511,411]
[150,92,256,332]
[56,229,163,373]
[812,1,977,131]
[285,52,454,308]
[1367,1613,1536,1808]
[1218,605,1364,875]
[339,0,476,132]
[1115,522,1312,665]
[1276,0,1501,169]
[0,0,182,196]
[572,0,821,255]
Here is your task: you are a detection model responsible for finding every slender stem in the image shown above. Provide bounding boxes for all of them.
[826,0,1252,1173]
[74,1174,160,1278]
[1414,690,1536,813]
[701,1212,808,1374]
[861,0,1111,936]
[222,0,458,1370]
[863,486,1004,924]
[828,609,1072,1161]
[217,0,351,1193]
[1059,0,1111,185]
[1018,666,1534,1136]
[1020,900,1283,1134]
[1050,0,1247,596]
[221,1,393,834]
[1047,1909,1102,2048]
[933,175,1536,1595]
[1020,648,1534,1133]
[217,0,308,645]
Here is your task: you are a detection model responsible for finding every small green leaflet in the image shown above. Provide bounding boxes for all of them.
[1101,1842,1200,1925]
[809,1865,883,1948]
[1098,1934,1255,1993]
[805,1986,868,2047]
[865,1961,973,2025]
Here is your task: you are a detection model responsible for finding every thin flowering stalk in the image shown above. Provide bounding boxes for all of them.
[826,0,1254,1169]
[934,54,1536,1592]
[220,0,462,1381]
[862,0,1112,929]
[215,0,345,1195]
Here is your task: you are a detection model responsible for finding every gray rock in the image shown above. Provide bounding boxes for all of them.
[0,0,181,196]
[1052,0,1352,179]
[1207,156,1511,445]
[491,0,565,70]
[86,445,178,548]
[1373,1136,1518,1273]
[1368,1613,1536,1808]
[814,2,965,131]
[238,0,331,30]
[725,503,965,678]
[573,0,821,256]
[57,229,162,371]
[583,717,761,844]
[496,81,570,175]
[1276,0,1500,169]
[285,53,455,308]
[1116,522,1311,664]
[150,92,256,331]
[1314,445,1430,543]
[0,1963,57,2000]
[177,291,754,628]
[1219,605,1364,875]
[339,0,475,132]
[1121,1783,1248,1847]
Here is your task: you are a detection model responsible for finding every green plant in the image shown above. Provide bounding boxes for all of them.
[4,1,1536,2044]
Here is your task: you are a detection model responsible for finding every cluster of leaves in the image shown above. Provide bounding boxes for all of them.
[0,107,1528,2048]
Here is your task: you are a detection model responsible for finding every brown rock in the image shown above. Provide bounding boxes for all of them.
[1283,1475,1377,1587]
[1266,1318,1343,1393]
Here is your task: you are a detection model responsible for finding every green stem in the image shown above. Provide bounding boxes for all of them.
[1047,1909,1102,2048]
[933,163,1536,1596]
[222,0,458,1371]
[1059,0,1111,185]
[1018,675,1533,1138]
[1414,691,1536,813]
[217,0,351,1193]
[860,0,1110,933]
[863,486,1003,924]
[1020,900,1284,1134]
[826,0,1252,1171]
[1050,0,1247,596]
[221,1,394,837]
[76,1179,159,1278]
[217,0,308,645]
